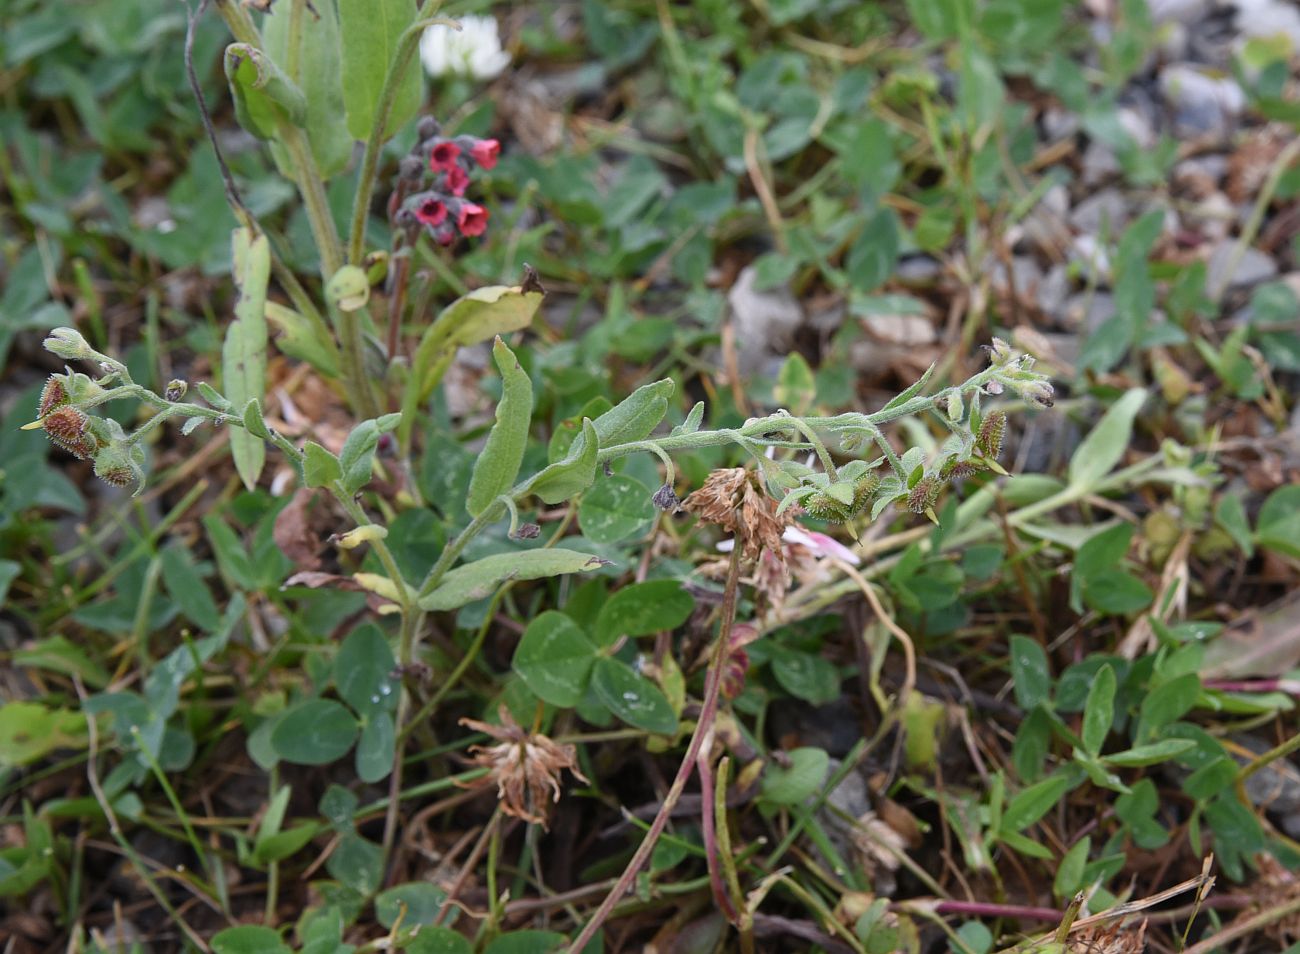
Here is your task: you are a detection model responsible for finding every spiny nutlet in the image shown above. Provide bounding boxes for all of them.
[95,463,134,487]
[41,406,96,460]
[510,523,541,540]
[851,472,882,510]
[905,476,941,514]
[975,410,1007,461]
[802,491,854,522]
[92,444,139,490]
[940,458,980,481]
[39,376,70,417]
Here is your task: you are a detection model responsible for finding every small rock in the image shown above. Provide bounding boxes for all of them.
[727,265,804,374]
[1070,234,1113,283]
[1041,107,1080,142]
[1207,243,1279,290]
[1148,0,1211,24]
[991,257,1044,301]
[1062,292,1117,333]
[1157,20,1191,60]
[1037,264,1071,318]
[1233,0,1300,51]
[1187,192,1236,242]
[860,313,936,346]
[895,255,943,285]
[1021,185,1071,255]
[1082,141,1121,186]
[1118,105,1158,150]
[1173,157,1226,198]
[1159,63,1246,137]
[1069,189,1130,234]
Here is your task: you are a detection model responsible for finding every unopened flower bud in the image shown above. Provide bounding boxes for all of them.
[165,379,188,402]
[652,484,681,512]
[416,116,441,142]
[398,155,425,182]
[43,327,94,361]
[1019,380,1054,408]
[984,337,1013,366]
[945,391,963,422]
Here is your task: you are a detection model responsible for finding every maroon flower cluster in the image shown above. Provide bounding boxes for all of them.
[395,119,500,246]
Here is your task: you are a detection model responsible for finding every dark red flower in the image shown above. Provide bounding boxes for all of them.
[413,196,448,227]
[428,140,461,172]
[443,164,470,197]
[433,223,457,246]
[457,201,489,237]
[469,138,500,170]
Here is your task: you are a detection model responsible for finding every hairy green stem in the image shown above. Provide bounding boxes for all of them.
[346,9,446,265]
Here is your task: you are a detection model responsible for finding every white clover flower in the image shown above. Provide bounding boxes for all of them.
[420,15,510,81]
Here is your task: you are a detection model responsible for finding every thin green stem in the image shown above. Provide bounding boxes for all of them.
[280,125,344,279]
[331,299,382,420]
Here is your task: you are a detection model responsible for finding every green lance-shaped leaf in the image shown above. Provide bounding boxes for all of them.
[588,378,674,449]
[881,362,936,411]
[223,228,271,491]
[1067,388,1147,490]
[302,441,342,488]
[337,0,421,141]
[223,43,307,141]
[417,549,608,612]
[339,412,401,495]
[262,0,352,179]
[524,418,599,505]
[399,277,544,451]
[466,338,533,517]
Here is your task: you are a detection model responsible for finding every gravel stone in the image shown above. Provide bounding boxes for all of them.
[1208,243,1279,290]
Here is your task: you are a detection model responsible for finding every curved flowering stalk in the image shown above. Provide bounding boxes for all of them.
[595,338,1054,527]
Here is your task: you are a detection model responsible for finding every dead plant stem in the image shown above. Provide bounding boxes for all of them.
[566,538,743,953]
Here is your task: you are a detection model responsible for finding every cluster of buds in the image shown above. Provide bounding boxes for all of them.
[392,116,499,246]
[763,336,1053,525]
[29,366,146,493]
[982,337,1054,408]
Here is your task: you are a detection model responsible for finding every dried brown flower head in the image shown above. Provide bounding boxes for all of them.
[1068,920,1147,954]
[683,468,791,563]
[459,706,589,829]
